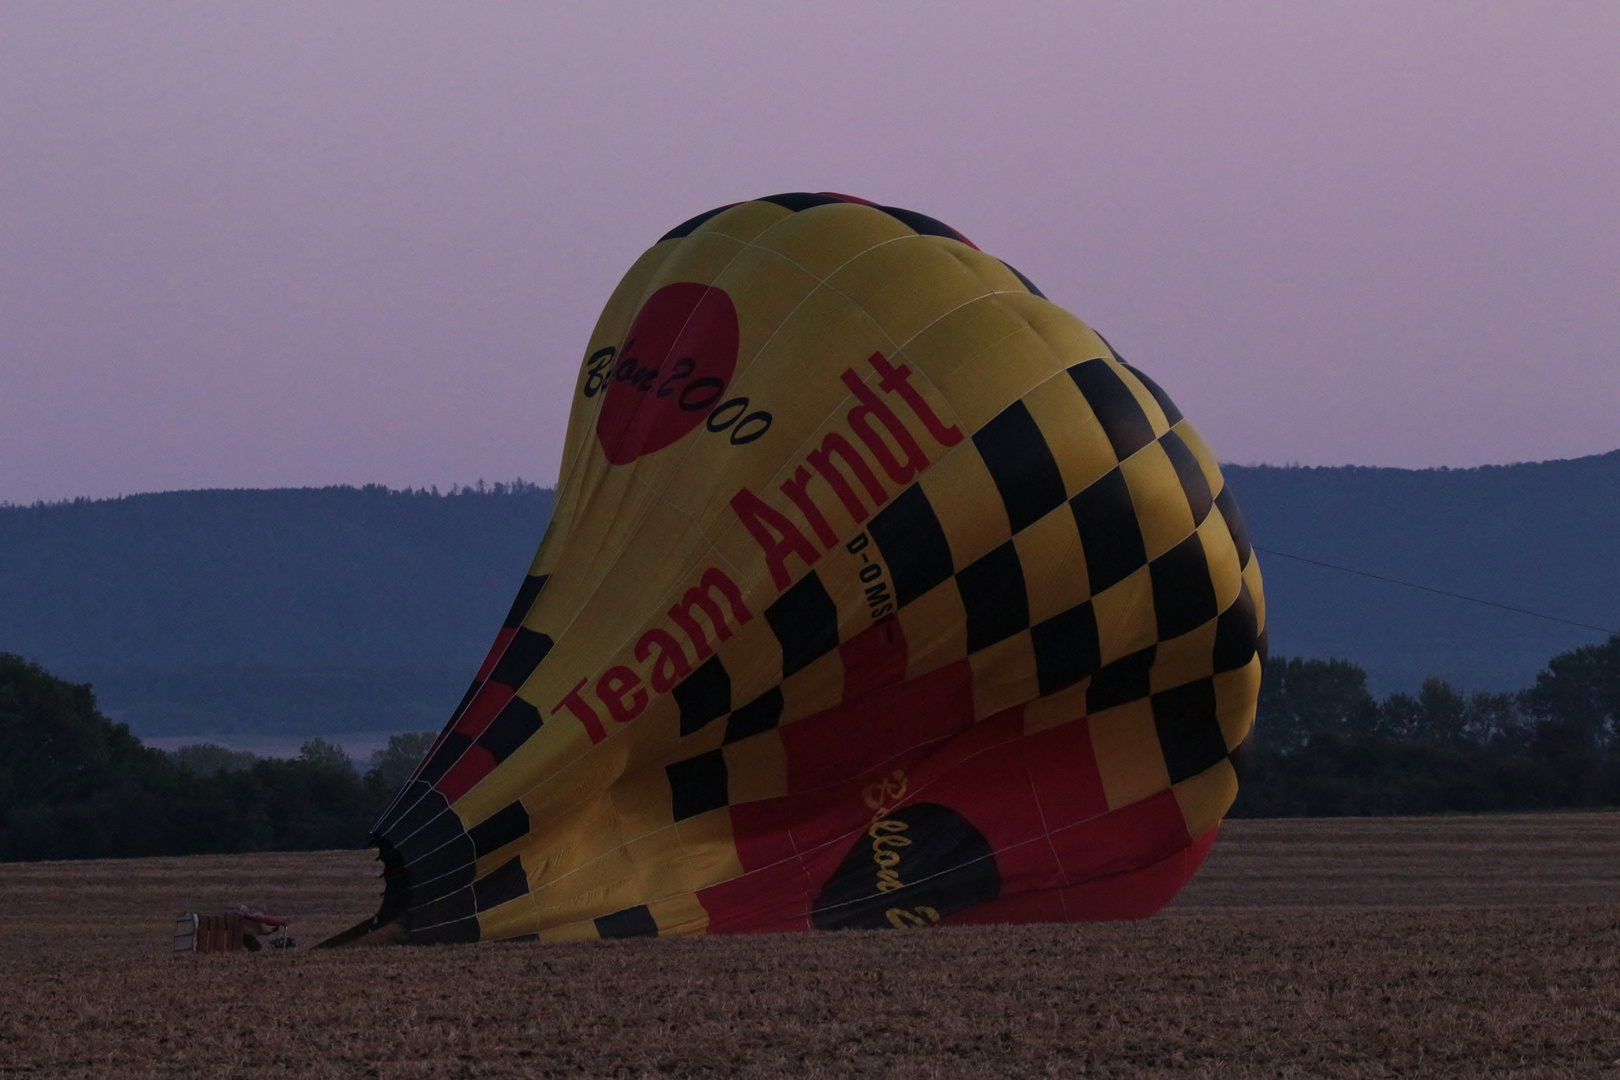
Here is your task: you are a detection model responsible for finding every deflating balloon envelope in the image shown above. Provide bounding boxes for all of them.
[337,192,1266,946]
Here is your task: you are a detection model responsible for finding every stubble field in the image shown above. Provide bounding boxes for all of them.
[2,814,1617,1078]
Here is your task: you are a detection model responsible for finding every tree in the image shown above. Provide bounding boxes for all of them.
[1522,633,1620,748]
[1375,691,1423,741]
[1414,679,1468,744]
[368,731,435,787]
[0,653,170,823]
[170,742,259,776]
[1254,657,1379,748]
[1460,690,1531,748]
[1370,679,1530,747]
[1,654,392,860]
[298,738,356,774]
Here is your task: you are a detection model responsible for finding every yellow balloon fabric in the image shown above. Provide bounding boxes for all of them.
[342,193,1266,946]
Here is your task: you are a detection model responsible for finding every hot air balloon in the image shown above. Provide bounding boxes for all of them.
[328,192,1265,946]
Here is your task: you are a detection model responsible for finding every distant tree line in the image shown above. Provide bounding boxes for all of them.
[4,633,1619,861]
[1232,634,1620,816]
[0,652,432,861]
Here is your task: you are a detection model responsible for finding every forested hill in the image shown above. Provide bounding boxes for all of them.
[0,484,555,736]
[1,452,1617,737]
[1224,450,1620,694]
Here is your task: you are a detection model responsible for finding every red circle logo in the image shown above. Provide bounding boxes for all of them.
[595,283,740,465]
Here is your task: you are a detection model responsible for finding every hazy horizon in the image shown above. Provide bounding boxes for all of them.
[10,444,1620,510]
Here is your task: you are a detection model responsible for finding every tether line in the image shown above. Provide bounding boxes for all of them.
[1252,545,1618,637]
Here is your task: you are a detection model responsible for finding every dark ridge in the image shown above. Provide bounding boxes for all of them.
[1223,449,1620,693]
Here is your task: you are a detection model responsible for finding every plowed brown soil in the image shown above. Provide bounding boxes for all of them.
[2,814,1617,1078]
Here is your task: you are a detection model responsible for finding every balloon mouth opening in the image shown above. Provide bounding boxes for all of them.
[315,836,410,948]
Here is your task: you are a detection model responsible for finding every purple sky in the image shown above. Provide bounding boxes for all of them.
[3,3,1616,504]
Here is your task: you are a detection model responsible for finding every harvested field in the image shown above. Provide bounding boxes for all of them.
[2,813,1617,1078]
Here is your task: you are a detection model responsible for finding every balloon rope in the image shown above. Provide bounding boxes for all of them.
[1252,545,1618,636]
